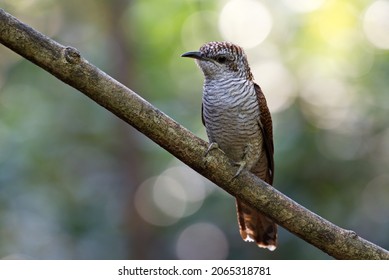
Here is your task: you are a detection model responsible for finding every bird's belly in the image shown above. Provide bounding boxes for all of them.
[203,105,261,162]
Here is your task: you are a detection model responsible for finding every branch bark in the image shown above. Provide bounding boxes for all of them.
[0,9,388,259]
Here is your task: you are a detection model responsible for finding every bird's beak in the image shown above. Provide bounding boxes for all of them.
[181,51,203,60]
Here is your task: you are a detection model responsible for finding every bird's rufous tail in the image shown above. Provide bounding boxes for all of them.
[236,199,277,250]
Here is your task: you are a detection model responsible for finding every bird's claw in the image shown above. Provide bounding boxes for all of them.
[203,143,247,181]
[232,160,247,180]
[203,142,222,166]
[205,142,220,157]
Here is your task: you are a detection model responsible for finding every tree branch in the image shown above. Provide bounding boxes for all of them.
[0,9,388,259]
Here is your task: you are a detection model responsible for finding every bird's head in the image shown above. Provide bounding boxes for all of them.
[182,41,253,81]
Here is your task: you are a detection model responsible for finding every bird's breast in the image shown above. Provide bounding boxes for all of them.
[202,79,261,161]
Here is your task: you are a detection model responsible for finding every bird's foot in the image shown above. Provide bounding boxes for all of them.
[205,142,221,157]
[203,142,222,166]
[232,160,247,180]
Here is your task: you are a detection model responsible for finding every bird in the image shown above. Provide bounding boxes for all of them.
[182,41,277,250]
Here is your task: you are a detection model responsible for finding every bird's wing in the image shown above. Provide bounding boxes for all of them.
[201,103,205,126]
[254,83,274,184]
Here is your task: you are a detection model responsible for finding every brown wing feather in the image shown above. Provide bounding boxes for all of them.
[254,83,274,184]
[201,103,205,126]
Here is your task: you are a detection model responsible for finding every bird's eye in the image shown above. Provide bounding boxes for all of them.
[216,55,228,64]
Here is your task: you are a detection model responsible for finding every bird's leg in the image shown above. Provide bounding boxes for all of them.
[203,142,224,166]
[232,142,261,179]
[232,160,247,179]
[204,142,221,157]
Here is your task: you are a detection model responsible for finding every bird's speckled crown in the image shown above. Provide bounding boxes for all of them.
[199,41,244,58]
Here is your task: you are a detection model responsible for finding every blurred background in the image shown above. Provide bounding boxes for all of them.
[0,0,388,259]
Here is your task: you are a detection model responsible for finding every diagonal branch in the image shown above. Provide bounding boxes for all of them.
[0,9,388,259]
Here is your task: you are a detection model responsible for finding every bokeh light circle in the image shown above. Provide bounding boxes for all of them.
[251,61,296,113]
[134,164,210,227]
[363,0,389,49]
[362,175,389,223]
[283,0,325,13]
[181,11,219,51]
[152,175,187,219]
[176,223,229,259]
[134,177,179,226]
[219,0,272,48]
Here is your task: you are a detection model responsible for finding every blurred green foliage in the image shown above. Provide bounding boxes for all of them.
[0,0,388,259]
